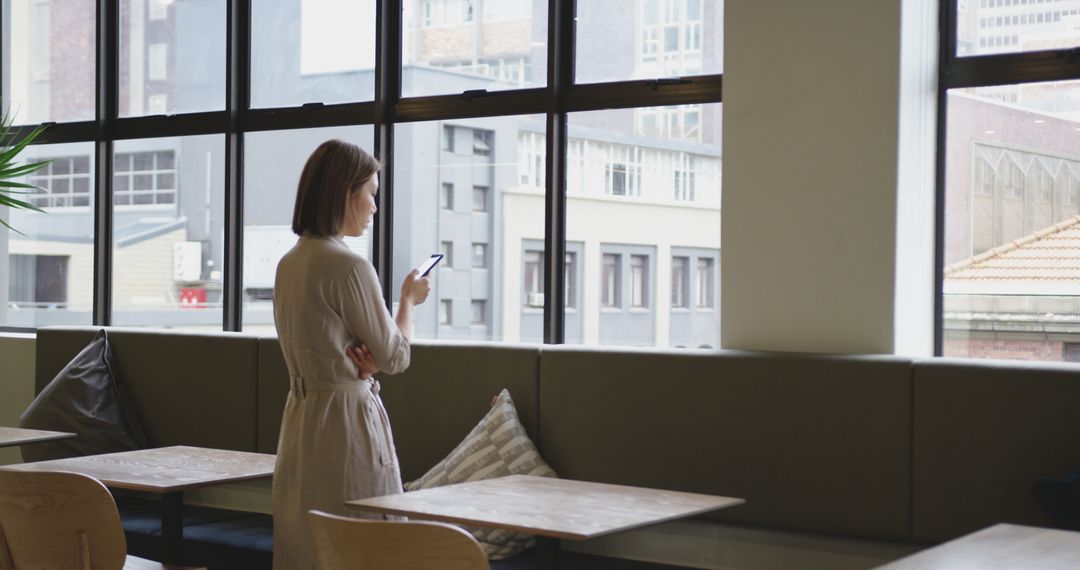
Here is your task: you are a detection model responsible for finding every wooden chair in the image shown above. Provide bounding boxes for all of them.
[306,510,491,570]
[0,469,200,570]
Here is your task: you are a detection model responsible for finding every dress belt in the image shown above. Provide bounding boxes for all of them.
[289,375,380,397]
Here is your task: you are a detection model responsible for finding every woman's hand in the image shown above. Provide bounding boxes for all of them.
[347,344,380,379]
[400,269,431,305]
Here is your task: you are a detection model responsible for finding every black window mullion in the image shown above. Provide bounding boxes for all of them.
[93,0,118,326]
[374,0,402,309]
[943,51,1080,89]
[223,0,251,332]
[934,0,953,357]
[543,0,574,345]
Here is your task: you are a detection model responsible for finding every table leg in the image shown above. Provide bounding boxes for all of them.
[160,491,184,564]
[535,536,560,570]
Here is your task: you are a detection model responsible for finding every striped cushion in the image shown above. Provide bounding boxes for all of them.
[404,389,557,559]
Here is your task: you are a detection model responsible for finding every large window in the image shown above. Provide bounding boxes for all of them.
[241,126,374,334]
[940,0,1080,361]
[0,1,722,347]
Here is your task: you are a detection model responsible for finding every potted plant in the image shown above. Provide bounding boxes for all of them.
[0,112,50,232]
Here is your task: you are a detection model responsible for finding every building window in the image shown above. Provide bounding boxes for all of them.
[523,250,543,307]
[471,299,485,324]
[421,0,474,27]
[473,185,489,212]
[697,257,714,308]
[473,129,493,157]
[9,254,68,307]
[672,256,689,308]
[522,249,577,309]
[148,43,168,81]
[674,154,696,201]
[630,254,648,308]
[149,0,169,20]
[608,163,629,196]
[442,125,455,152]
[1001,158,1024,199]
[440,183,454,210]
[439,299,452,325]
[1067,175,1080,207]
[28,155,92,208]
[517,131,545,188]
[472,243,487,268]
[147,94,168,114]
[602,253,620,307]
[604,145,641,196]
[441,241,454,267]
[112,150,177,206]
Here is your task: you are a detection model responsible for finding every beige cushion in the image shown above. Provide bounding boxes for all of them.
[405,389,556,559]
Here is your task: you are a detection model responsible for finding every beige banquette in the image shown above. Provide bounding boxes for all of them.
[29,326,1080,567]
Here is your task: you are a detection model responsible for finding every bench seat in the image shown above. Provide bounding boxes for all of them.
[116,495,271,569]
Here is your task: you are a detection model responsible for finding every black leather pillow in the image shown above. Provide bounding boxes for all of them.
[19,329,148,462]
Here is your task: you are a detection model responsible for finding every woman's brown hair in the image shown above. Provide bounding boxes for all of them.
[292,139,380,237]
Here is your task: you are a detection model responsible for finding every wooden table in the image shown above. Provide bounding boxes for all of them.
[0,426,75,448]
[876,523,1080,569]
[1,445,275,564]
[348,474,744,569]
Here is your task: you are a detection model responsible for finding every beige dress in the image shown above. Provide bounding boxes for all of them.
[271,235,411,570]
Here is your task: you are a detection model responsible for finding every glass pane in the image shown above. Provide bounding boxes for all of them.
[567,105,721,348]
[251,0,376,108]
[576,0,721,84]
[394,115,544,342]
[2,142,95,327]
[2,0,95,124]
[119,0,225,116]
[241,126,375,333]
[402,0,544,97]
[957,0,1080,57]
[943,82,1080,361]
[112,136,223,329]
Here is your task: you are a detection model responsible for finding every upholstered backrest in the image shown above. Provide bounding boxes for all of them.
[35,326,261,452]
[537,345,915,542]
[912,357,1080,542]
[257,338,541,482]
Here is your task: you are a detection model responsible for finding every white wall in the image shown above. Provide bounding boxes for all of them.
[722,0,936,355]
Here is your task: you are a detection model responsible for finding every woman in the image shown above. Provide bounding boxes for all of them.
[272,139,430,569]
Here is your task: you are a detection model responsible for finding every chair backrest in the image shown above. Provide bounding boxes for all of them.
[306,510,491,570]
[0,469,128,570]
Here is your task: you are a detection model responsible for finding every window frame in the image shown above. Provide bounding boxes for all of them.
[0,0,722,340]
[936,0,1080,354]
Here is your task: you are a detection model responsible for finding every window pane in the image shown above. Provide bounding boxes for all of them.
[471,242,487,267]
[471,299,485,324]
[2,142,94,327]
[119,0,225,116]
[576,0,721,84]
[942,82,1080,361]
[672,255,688,308]
[241,126,375,333]
[395,115,544,341]
[441,240,454,267]
[957,0,1080,57]
[402,0,544,97]
[251,0,375,107]
[473,185,489,212]
[110,136,222,329]
[3,0,95,124]
[568,106,721,348]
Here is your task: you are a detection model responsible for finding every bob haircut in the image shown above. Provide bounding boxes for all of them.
[291,139,380,237]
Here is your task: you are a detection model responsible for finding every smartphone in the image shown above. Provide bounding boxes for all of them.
[415,253,444,278]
